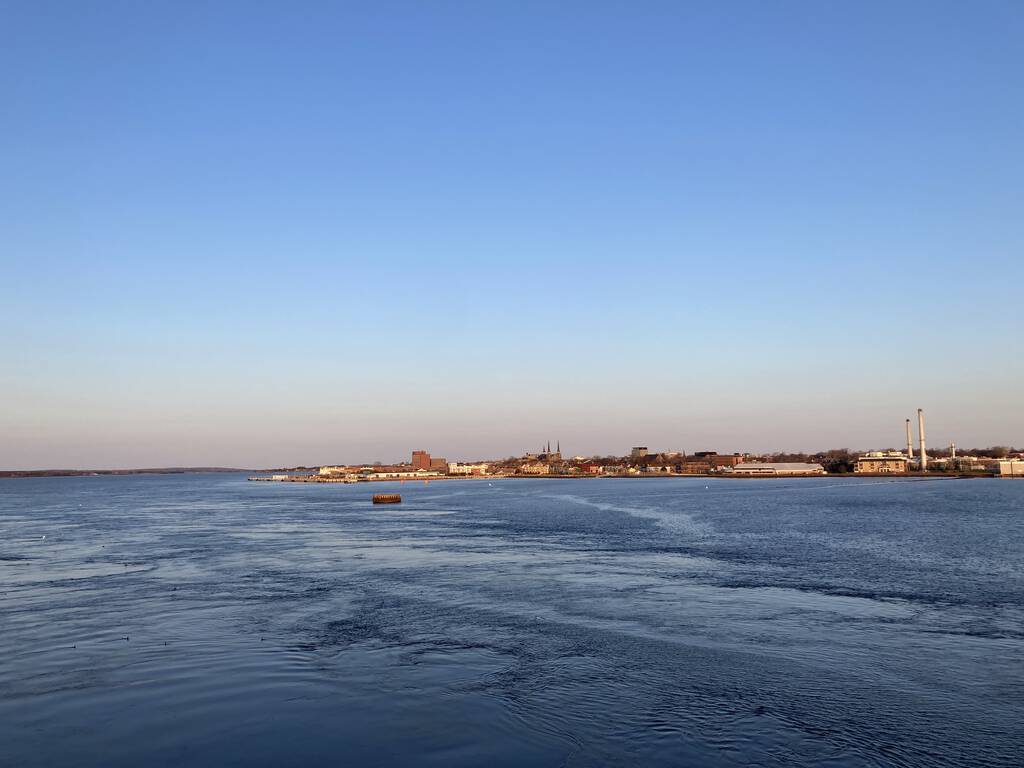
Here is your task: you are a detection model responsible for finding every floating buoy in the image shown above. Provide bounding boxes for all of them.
[372,494,402,504]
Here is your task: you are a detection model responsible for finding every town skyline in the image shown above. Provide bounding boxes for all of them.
[4,425,1020,475]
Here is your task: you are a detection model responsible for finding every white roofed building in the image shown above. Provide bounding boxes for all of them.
[725,462,826,476]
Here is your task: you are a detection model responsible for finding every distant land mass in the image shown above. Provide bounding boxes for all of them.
[0,468,248,478]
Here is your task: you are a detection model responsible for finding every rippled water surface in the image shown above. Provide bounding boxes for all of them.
[2,474,1022,766]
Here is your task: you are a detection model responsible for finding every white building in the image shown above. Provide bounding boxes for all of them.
[360,469,441,480]
[645,463,675,474]
[726,462,826,476]
[447,462,490,475]
[995,460,1024,477]
[319,465,351,476]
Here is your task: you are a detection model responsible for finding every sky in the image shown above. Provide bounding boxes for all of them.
[2,1,1022,469]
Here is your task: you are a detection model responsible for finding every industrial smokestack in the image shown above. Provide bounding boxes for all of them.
[950,442,956,459]
[917,409,927,471]
[906,419,914,459]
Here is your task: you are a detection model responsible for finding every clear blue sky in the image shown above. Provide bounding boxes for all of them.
[2,1,1022,469]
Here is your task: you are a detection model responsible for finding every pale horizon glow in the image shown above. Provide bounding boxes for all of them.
[2,2,1022,470]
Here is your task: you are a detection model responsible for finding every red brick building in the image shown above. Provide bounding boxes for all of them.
[693,452,745,468]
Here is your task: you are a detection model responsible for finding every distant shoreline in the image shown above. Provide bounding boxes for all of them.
[246,471,992,484]
[2,468,996,481]
[0,468,248,479]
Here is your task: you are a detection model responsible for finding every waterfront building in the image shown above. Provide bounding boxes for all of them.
[361,467,442,480]
[519,462,551,475]
[948,455,985,471]
[854,452,909,474]
[726,462,826,476]
[318,465,352,476]
[693,452,745,468]
[631,447,648,458]
[646,462,675,474]
[679,461,713,474]
[995,460,1024,477]
[411,451,431,470]
[448,462,490,475]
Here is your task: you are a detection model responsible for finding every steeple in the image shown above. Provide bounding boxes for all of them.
[547,440,551,454]
[557,440,560,454]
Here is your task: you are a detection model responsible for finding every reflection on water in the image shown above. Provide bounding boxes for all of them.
[1,475,1022,766]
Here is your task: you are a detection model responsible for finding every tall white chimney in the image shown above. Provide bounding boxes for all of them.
[917,408,928,471]
[950,442,956,459]
[905,419,914,459]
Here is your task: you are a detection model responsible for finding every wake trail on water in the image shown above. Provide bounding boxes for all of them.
[545,493,713,536]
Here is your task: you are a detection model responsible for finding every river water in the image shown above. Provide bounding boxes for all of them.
[1,474,1021,766]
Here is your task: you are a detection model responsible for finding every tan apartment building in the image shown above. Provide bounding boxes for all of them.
[519,462,551,475]
[854,452,909,473]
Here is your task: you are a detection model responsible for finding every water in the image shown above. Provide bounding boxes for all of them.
[1,475,1022,767]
